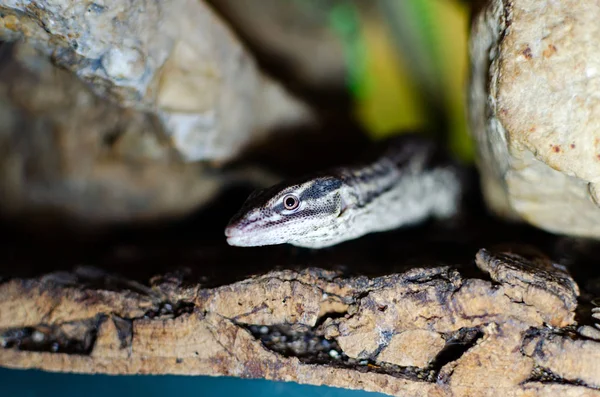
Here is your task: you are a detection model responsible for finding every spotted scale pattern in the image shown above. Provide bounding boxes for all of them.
[225,135,464,248]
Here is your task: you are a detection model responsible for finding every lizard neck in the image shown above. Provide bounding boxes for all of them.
[336,155,461,240]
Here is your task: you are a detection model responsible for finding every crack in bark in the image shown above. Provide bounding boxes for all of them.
[230,302,269,322]
[0,315,105,355]
[239,317,486,384]
[518,326,600,389]
[525,365,595,389]
[204,314,242,365]
[0,298,196,355]
[113,315,133,350]
[429,327,484,380]
[140,300,195,320]
[242,321,438,382]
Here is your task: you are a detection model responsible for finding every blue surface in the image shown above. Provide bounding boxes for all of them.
[0,368,386,397]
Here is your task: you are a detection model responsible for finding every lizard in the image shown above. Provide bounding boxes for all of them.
[224,134,465,249]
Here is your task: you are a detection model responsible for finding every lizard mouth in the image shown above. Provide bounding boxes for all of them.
[225,220,293,247]
[224,225,248,246]
[224,224,247,246]
[225,232,275,247]
[225,224,273,247]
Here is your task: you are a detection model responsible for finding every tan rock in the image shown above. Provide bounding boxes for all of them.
[469,0,600,237]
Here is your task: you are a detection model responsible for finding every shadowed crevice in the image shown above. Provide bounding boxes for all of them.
[429,327,484,380]
[0,315,105,355]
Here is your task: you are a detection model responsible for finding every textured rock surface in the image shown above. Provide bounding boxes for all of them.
[0,0,313,162]
[0,41,236,223]
[1,249,599,396]
[469,0,600,236]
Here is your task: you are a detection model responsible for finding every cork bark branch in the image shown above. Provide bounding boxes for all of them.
[1,248,599,397]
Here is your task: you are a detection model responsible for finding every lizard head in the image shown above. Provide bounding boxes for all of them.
[225,175,347,248]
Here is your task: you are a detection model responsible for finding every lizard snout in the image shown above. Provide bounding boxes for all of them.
[224,224,242,237]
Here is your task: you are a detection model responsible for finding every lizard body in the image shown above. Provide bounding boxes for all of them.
[225,135,464,248]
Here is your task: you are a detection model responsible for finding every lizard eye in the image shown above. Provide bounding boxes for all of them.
[283,194,300,211]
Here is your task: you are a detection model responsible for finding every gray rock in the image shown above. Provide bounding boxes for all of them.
[0,0,314,162]
[209,0,346,89]
[0,42,225,223]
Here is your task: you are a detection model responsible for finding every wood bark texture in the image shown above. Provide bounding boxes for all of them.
[1,248,599,397]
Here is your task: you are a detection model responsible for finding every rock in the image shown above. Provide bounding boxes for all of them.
[469,0,600,237]
[1,248,599,396]
[0,0,314,162]
[208,0,346,90]
[0,41,229,223]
